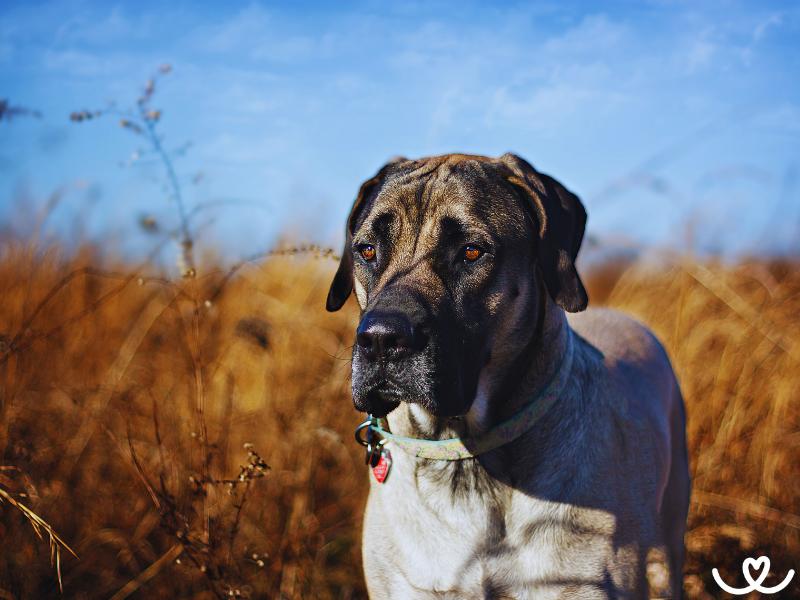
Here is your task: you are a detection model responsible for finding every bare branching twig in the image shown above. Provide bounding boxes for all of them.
[70,64,197,277]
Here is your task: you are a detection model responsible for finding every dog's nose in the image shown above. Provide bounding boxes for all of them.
[356,312,423,361]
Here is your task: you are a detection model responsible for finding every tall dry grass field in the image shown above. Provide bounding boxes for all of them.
[0,241,798,598]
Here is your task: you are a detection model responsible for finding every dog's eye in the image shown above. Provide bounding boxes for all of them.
[463,245,483,262]
[358,244,377,261]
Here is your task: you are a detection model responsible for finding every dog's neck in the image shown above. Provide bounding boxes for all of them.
[384,292,571,442]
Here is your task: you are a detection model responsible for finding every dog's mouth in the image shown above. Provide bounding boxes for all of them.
[356,381,404,417]
[351,335,477,418]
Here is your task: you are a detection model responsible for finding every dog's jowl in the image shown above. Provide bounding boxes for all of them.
[327,153,690,599]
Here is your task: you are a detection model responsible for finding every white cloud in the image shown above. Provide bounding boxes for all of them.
[685,37,716,72]
[752,12,783,42]
[191,3,318,63]
[751,103,800,135]
[540,13,625,55]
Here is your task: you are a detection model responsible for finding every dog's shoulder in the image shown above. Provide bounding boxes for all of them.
[565,308,681,515]
[567,307,674,383]
[566,307,680,445]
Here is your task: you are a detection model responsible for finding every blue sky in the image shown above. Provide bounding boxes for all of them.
[1,0,799,261]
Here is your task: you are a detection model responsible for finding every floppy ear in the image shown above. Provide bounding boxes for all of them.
[499,153,588,312]
[326,161,400,312]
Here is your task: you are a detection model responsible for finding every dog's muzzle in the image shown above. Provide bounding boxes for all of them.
[352,310,431,416]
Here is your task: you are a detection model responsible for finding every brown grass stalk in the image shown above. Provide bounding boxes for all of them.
[0,486,78,592]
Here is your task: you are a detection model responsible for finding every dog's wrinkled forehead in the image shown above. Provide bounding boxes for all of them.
[326,152,588,314]
[353,155,528,247]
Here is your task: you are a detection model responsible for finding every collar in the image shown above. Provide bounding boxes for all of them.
[356,330,575,461]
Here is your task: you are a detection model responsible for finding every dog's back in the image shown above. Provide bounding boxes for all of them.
[569,307,691,596]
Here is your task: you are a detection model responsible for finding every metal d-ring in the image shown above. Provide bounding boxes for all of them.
[354,417,374,447]
[355,416,385,467]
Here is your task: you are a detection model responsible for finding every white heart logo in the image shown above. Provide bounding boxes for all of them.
[713,555,795,595]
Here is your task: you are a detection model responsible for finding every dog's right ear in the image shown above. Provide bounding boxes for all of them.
[326,160,401,312]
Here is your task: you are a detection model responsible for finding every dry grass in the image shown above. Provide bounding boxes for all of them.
[0,241,798,598]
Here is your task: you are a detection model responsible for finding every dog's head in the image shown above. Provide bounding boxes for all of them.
[326,153,587,418]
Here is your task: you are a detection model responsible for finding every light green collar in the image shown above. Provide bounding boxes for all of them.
[366,331,575,460]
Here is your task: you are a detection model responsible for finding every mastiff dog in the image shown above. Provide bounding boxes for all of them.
[326,153,690,599]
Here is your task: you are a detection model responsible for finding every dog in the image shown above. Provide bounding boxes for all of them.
[326,153,690,599]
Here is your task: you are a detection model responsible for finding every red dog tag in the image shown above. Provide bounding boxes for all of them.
[372,448,392,483]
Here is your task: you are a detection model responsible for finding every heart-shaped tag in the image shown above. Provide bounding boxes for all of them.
[743,556,770,587]
[372,449,392,483]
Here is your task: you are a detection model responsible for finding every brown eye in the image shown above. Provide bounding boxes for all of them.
[359,244,376,261]
[463,245,483,262]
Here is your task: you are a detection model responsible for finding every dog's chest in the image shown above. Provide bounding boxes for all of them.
[364,460,616,599]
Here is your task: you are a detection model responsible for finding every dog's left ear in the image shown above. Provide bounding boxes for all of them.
[326,159,402,312]
[499,153,588,312]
